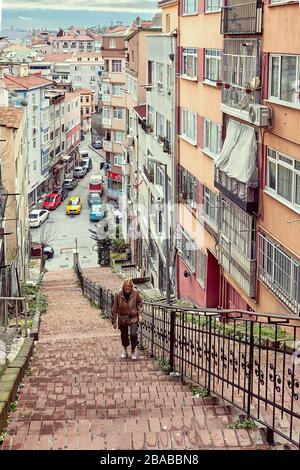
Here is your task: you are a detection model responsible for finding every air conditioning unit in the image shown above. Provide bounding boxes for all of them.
[127,135,134,146]
[248,104,270,127]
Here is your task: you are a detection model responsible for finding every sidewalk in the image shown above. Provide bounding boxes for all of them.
[1,269,275,450]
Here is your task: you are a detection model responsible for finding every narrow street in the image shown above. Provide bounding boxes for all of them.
[31,134,106,271]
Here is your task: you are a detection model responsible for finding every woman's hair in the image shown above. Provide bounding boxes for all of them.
[122,279,134,289]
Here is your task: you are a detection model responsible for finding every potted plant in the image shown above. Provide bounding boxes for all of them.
[216,80,222,87]
[224,83,231,89]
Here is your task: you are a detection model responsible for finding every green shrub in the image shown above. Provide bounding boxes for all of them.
[191,385,210,397]
[154,357,171,375]
[229,417,257,430]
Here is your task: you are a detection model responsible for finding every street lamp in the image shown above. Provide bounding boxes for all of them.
[147,156,171,304]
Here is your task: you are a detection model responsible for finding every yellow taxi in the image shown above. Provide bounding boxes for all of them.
[66,196,82,215]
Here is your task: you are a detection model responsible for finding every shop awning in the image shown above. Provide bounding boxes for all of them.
[215,119,257,184]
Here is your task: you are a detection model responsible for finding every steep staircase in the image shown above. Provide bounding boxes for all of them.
[1,270,277,450]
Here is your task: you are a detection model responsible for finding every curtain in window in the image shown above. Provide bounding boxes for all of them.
[280,56,297,103]
[215,119,257,183]
[277,165,293,202]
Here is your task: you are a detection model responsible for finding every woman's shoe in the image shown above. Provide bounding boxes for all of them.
[121,349,128,358]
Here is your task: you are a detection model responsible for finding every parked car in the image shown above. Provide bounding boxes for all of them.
[66,196,82,215]
[89,174,103,194]
[43,193,62,210]
[29,209,49,228]
[73,166,87,178]
[80,157,92,172]
[89,204,106,222]
[30,242,54,259]
[62,178,78,190]
[79,149,89,159]
[92,138,103,149]
[52,186,69,201]
[88,192,102,207]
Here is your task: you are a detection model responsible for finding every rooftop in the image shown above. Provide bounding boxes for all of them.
[3,74,53,90]
[0,106,23,129]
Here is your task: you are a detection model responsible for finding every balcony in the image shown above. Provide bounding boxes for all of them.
[215,169,258,213]
[102,94,111,104]
[102,117,112,129]
[103,140,112,151]
[218,196,257,298]
[121,163,131,176]
[214,119,258,213]
[143,165,154,184]
[221,38,261,119]
[221,0,263,35]
[41,99,50,109]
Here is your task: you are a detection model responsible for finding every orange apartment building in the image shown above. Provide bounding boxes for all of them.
[78,88,95,133]
[176,0,300,317]
[101,29,131,201]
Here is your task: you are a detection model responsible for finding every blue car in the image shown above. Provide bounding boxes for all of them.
[89,204,106,222]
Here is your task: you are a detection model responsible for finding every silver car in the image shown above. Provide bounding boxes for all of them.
[73,166,87,178]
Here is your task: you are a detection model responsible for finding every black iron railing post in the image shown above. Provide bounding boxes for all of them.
[207,315,212,396]
[150,305,154,358]
[247,320,254,418]
[169,309,176,371]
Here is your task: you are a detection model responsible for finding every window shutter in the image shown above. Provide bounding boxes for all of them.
[197,114,204,149]
[197,48,204,82]
[262,52,269,101]
[199,0,205,14]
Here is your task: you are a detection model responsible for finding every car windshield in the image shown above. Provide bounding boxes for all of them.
[92,204,102,211]
[91,196,101,204]
[29,213,38,219]
[45,196,55,202]
[63,180,71,185]
[69,200,79,206]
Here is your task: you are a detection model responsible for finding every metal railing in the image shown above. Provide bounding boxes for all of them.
[74,260,300,448]
[221,1,263,35]
[0,297,29,335]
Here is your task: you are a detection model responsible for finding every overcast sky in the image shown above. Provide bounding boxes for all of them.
[3,0,157,13]
[1,0,158,30]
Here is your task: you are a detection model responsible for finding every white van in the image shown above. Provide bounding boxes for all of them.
[80,149,89,159]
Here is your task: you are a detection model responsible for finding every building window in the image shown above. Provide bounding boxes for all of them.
[205,49,221,82]
[33,160,37,171]
[181,108,197,143]
[205,0,221,11]
[183,0,198,15]
[103,107,110,119]
[67,138,71,148]
[75,76,81,82]
[148,61,154,85]
[75,66,81,71]
[156,112,165,138]
[147,105,154,128]
[258,233,300,314]
[197,250,207,288]
[114,131,123,143]
[113,107,123,120]
[114,154,124,166]
[179,226,196,271]
[269,54,300,106]
[182,48,197,79]
[156,63,164,93]
[109,38,117,49]
[156,164,164,188]
[266,147,300,209]
[112,84,122,96]
[203,119,222,157]
[112,60,122,72]
[203,186,218,227]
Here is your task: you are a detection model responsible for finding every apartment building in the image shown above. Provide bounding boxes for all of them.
[176,2,223,308]
[45,89,66,188]
[69,54,104,111]
[51,33,99,54]
[0,107,29,280]
[175,1,300,318]
[122,21,161,253]
[3,75,53,205]
[78,88,95,133]
[101,29,131,202]
[63,90,81,174]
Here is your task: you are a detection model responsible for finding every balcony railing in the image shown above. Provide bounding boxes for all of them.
[143,165,154,183]
[103,140,112,151]
[215,168,259,213]
[221,0,263,35]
